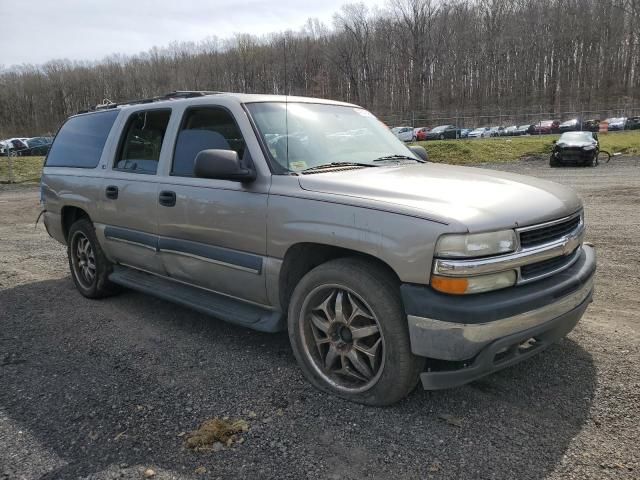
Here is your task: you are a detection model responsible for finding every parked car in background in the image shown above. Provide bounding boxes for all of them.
[25,137,53,156]
[425,125,460,140]
[0,138,30,156]
[489,126,503,137]
[516,125,531,135]
[551,131,599,167]
[504,126,518,136]
[392,126,415,142]
[468,127,491,139]
[583,119,600,132]
[606,117,627,131]
[625,116,640,130]
[531,120,560,135]
[459,128,470,138]
[414,127,430,141]
[559,119,581,132]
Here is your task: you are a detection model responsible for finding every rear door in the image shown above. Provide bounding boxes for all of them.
[96,108,172,274]
[155,104,270,305]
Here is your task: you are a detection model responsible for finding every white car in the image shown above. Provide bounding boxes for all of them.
[468,127,491,138]
[605,117,627,131]
[391,126,415,142]
[1,138,29,155]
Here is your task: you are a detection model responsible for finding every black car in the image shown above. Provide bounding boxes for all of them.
[626,116,640,130]
[582,119,601,132]
[24,137,53,156]
[559,118,582,132]
[550,131,599,167]
[424,125,461,140]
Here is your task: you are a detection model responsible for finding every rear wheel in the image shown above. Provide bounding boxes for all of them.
[288,258,425,406]
[68,217,120,298]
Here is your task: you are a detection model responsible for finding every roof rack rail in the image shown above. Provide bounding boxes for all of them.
[78,90,222,114]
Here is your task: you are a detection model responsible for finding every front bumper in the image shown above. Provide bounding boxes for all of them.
[402,244,595,389]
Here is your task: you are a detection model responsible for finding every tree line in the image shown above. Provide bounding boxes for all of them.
[0,0,638,137]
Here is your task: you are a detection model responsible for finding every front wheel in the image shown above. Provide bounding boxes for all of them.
[288,258,425,406]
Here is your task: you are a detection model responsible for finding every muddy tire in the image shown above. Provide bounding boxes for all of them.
[67,217,120,299]
[288,258,425,406]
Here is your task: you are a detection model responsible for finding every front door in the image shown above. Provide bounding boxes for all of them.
[156,106,270,305]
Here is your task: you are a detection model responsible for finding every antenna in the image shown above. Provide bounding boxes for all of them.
[283,35,289,170]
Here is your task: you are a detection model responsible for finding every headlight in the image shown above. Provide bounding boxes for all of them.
[431,271,517,295]
[582,145,596,151]
[435,230,517,258]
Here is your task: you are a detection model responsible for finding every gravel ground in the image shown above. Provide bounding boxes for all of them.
[1,158,639,480]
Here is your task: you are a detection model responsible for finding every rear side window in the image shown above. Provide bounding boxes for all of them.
[114,109,171,174]
[45,110,119,168]
[172,107,246,177]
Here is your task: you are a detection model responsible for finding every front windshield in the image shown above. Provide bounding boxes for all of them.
[430,125,449,133]
[559,132,594,142]
[246,102,417,172]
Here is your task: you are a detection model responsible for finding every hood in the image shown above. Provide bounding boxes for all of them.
[557,139,596,148]
[297,163,582,232]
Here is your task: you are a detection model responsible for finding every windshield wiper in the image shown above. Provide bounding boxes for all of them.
[299,162,378,173]
[372,154,424,163]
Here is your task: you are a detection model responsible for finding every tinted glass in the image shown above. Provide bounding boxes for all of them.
[115,109,171,174]
[46,110,119,168]
[172,107,246,176]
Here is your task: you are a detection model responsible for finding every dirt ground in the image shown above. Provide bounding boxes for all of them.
[1,157,639,479]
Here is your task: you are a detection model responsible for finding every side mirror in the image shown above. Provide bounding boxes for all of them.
[409,145,429,162]
[193,149,256,182]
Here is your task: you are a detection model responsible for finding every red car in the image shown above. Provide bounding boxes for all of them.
[531,120,560,135]
[414,127,430,141]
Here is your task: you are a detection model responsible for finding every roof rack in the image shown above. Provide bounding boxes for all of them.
[77,90,221,114]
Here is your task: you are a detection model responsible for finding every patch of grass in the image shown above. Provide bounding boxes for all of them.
[415,130,640,165]
[185,417,249,452]
[0,156,45,183]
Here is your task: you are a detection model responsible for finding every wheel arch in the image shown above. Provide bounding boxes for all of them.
[278,242,400,314]
[61,206,91,242]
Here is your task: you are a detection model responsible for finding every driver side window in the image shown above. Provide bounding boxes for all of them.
[172,107,246,177]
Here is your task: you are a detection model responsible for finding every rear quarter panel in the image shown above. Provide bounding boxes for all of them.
[41,169,105,244]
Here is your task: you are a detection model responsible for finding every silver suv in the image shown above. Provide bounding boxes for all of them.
[41,91,596,405]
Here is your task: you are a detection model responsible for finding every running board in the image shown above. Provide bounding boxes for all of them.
[109,266,285,333]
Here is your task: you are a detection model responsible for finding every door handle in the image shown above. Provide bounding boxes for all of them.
[159,190,176,207]
[105,185,118,200]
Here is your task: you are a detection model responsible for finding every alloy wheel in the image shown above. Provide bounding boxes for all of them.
[300,285,385,393]
[71,231,96,288]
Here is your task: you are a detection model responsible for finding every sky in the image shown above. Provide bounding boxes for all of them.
[0,0,387,67]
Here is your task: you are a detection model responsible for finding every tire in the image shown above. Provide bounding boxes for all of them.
[439,134,445,140]
[288,258,425,406]
[549,154,560,167]
[67,217,120,298]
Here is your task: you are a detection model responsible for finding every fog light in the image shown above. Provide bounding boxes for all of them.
[431,271,517,295]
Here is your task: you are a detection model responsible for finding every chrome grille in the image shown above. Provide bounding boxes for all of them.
[519,214,581,248]
[520,249,578,280]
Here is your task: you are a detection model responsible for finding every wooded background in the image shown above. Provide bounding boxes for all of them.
[1,0,639,137]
